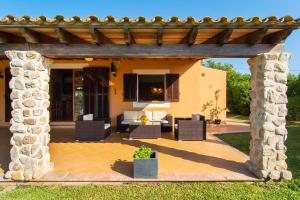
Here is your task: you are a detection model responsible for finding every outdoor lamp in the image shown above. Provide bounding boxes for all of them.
[111,62,117,77]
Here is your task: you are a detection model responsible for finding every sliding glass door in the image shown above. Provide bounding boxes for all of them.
[49,68,109,122]
[50,69,73,121]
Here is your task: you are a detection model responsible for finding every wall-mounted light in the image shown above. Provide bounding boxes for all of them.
[0,70,3,79]
[85,58,94,62]
[111,62,117,77]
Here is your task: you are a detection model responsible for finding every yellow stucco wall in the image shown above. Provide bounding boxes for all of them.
[0,59,226,126]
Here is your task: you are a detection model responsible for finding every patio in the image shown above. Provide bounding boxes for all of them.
[0,123,257,182]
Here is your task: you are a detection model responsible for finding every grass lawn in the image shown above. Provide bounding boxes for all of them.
[1,116,300,200]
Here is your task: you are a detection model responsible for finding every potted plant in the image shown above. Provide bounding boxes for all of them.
[133,145,158,179]
[201,90,226,125]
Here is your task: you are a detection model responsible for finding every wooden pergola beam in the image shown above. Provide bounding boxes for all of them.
[19,28,40,43]
[203,29,233,45]
[247,28,268,45]
[0,31,9,44]
[56,28,88,44]
[0,43,284,58]
[187,28,198,46]
[157,28,163,46]
[89,28,113,45]
[124,27,135,45]
[217,29,233,45]
[263,29,294,44]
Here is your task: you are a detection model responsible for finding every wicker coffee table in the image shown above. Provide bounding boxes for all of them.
[129,122,161,139]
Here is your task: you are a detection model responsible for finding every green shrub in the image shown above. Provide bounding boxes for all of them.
[133,145,152,159]
[288,96,300,121]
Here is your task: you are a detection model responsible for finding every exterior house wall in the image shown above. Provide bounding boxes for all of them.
[0,59,226,126]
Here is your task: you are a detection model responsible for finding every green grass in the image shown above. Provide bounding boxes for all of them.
[227,113,250,124]
[219,120,300,179]
[1,182,300,200]
[1,115,300,200]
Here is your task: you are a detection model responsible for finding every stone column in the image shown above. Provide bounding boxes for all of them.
[5,51,52,181]
[246,53,292,180]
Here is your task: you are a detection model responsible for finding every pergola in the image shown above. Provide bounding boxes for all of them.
[1,15,299,181]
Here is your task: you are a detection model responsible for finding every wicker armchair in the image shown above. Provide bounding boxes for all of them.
[75,117,111,141]
[174,115,206,141]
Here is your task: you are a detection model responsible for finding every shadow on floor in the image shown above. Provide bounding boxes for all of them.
[110,159,133,178]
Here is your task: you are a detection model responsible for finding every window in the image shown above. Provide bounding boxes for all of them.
[138,75,165,101]
[123,73,179,102]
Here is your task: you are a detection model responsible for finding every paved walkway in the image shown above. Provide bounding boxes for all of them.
[0,123,256,182]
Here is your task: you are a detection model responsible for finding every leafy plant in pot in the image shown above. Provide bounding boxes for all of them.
[201,89,226,125]
[133,145,158,179]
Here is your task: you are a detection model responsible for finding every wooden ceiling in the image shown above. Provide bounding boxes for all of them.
[0,15,299,46]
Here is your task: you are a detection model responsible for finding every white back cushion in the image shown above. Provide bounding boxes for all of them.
[136,111,146,119]
[144,111,153,120]
[152,111,167,120]
[124,111,138,120]
[83,114,93,121]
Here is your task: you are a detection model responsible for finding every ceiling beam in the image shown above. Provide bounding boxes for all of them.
[19,27,40,43]
[187,27,198,46]
[56,28,88,44]
[0,31,9,44]
[217,29,233,45]
[124,27,135,45]
[263,29,294,44]
[157,28,163,46]
[0,43,284,58]
[247,28,268,45]
[203,29,233,45]
[89,28,113,45]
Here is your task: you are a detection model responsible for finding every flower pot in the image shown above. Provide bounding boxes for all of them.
[214,119,221,125]
[133,151,158,179]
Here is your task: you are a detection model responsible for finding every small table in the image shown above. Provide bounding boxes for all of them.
[129,122,161,139]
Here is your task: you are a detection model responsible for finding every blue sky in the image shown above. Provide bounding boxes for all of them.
[0,0,299,74]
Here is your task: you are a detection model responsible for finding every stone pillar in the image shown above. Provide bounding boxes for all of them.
[4,51,52,181]
[246,53,292,180]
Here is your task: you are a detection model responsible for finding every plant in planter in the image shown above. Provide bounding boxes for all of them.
[201,89,226,124]
[133,145,158,179]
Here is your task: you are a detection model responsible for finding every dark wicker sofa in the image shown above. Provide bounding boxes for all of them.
[174,115,206,141]
[75,116,111,141]
[117,112,173,133]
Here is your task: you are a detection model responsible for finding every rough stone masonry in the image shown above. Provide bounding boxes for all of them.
[5,51,52,181]
[246,53,292,180]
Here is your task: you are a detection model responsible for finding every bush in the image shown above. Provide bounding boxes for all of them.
[133,145,152,159]
[287,96,300,121]
[206,60,251,115]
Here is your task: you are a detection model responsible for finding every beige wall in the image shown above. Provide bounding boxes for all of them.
[0,58,226,126]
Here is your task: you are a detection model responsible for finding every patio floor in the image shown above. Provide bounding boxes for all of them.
[0,123,258,182]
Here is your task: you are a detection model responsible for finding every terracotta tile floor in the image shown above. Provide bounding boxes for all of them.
[0,123,257,182]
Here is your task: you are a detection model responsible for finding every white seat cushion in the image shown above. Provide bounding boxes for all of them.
[124,111,138,120]
[121,119,134,125]
[150,119,169,124]
[83,114,93,121]
[104,123,111,130]
[152,111,167,121]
